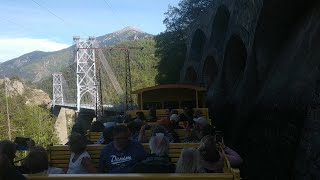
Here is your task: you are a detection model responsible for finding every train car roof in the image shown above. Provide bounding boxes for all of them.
[132,84,206,94]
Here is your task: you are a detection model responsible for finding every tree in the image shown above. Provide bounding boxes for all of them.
[155,0,212,84]
[0,84,58,147]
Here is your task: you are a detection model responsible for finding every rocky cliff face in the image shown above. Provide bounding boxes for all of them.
[0,78,51,107]
[180,0,320,179]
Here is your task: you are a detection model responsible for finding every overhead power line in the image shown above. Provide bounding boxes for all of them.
[30,0,88,36]
[103,0,126,28]
[0,16,52,39]
[31,0,65,22]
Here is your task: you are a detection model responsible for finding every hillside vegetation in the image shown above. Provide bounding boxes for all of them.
[0,78,57,146]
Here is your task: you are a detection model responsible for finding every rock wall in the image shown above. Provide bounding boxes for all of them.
[180,0,320,179]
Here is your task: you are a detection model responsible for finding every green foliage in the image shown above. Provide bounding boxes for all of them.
[0,90,58,147]
[155,0,212,84]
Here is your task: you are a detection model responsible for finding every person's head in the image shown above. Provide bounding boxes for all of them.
[175,148,203,173]
[71,123,85,136]
[170,114,180,123]
[103,126,115,144]
[193,117,209,130]
[171,109,178,115]
[113,125,130,151]
[24,146,49,173]
[199,135,220,163]
[135,111,145,120]
[183,107,194,116]
[90,121,105,132]
[194,110,203,118]
[127,121,142,136]
[149,134,169,156]
[68,133,86,154]
[0,140,16,165]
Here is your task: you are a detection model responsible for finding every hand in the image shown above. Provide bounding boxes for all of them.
[139,125,146,134]
[26,138,35,150]
[218,137,226,149]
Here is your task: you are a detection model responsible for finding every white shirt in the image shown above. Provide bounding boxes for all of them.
[67,151,91,174]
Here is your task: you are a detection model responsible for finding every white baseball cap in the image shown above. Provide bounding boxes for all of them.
[193,117,209,125]
[170,114,180,122]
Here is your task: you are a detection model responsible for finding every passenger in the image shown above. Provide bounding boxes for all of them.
[156,109,171,127]
[66,123,93,145]
[169,114,183,129]
[23,146,64,174]
[134,111,145,123]
[194,110,203,118]
[90,120,105,132]
[138,125,179,143]
[184,117,213,143]
[96,122,116,144]
[175,148,205,173]
[0,140,26,180]
[198,135,243,173]
[132,133,175,173]
[67,133,97,174]
[127,121,143,141]
[99,125,146,173]
[148,106,157,122]
[179,107,194,128]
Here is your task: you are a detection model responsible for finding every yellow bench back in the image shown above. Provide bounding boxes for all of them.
[48,143,199,168]
[87,129,187,143]
[127,108,210,120]
[25,173,239,180]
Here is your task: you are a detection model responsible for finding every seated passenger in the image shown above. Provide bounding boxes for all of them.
[0,140,26,180]
[132,134,175,173]
[90,120,105,132]
[67,133,97,174]
[198,135,243,173]
[23,146,64,174]
[138,125,179,143]
[147,106,157,122]
[134,111,145,123]
[127,121,143,141]
[96,122,116,144]
[179,107,194,128]
[175,147,205,173]
[66,123,93,145]
[184,117,213,143]
[155,109,171,127]
[99,125,146,173]
[169,114,184,129]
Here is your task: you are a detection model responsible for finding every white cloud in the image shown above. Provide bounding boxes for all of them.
[0,38,70,62]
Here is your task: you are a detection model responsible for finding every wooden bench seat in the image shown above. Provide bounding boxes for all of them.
[48,143,199,168]
[25,173,239,180]
[87,129,187,143]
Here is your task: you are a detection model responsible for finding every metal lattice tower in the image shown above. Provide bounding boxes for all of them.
[73,36,101,113]
[52,73,64,106]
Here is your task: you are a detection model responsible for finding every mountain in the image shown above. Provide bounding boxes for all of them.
[0,27,153,82]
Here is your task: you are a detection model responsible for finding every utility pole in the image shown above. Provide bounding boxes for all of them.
[108,47,143,111]
[4,78,12,141]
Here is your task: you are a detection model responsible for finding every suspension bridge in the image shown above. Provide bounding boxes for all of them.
[52,36,135,121]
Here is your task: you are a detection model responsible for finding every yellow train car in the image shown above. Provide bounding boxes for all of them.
[133,84,207,110]
[127,84,209,120]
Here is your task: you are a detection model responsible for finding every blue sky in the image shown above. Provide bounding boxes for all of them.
[0,0,180,62]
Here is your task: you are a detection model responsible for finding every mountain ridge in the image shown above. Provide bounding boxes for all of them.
[0,27,153,82]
